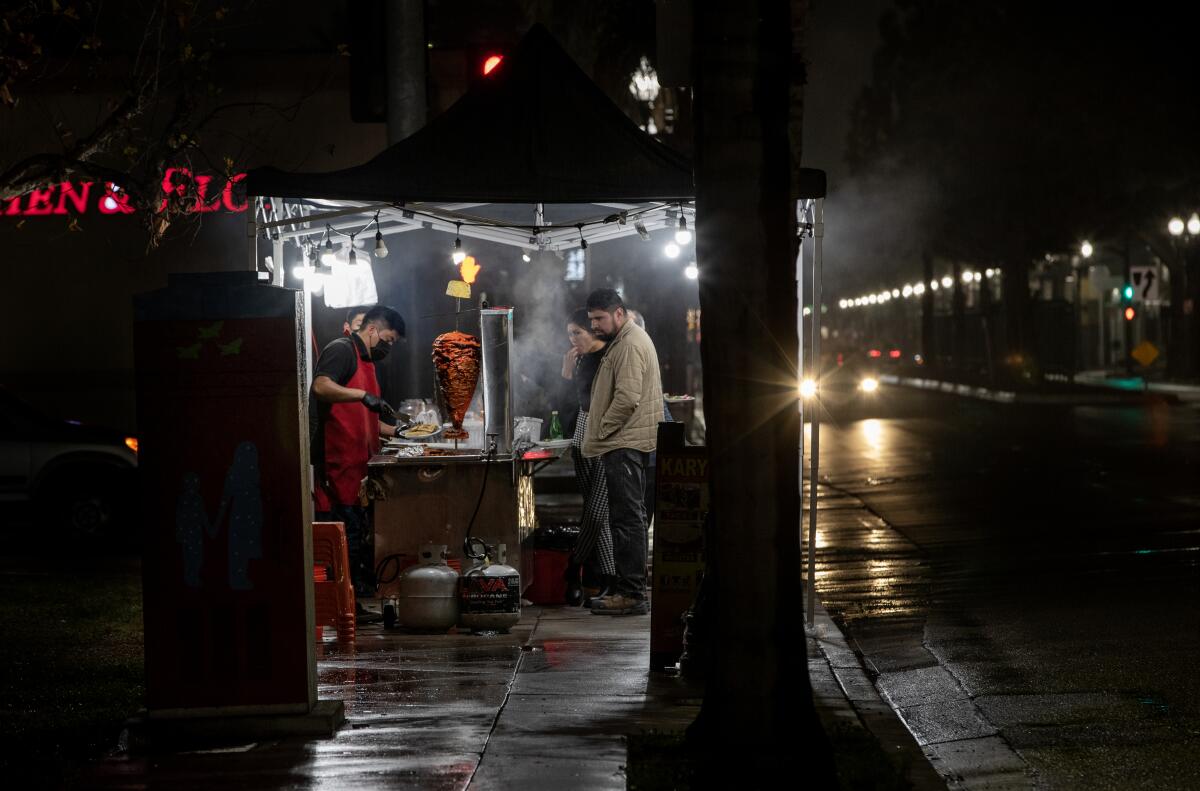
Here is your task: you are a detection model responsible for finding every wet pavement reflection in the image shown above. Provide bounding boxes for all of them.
[808,387,1200,789]
[84,607,699,789]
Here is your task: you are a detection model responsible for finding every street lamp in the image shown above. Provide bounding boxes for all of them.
[1080,240,1094,258]
[1168,217,1185,236]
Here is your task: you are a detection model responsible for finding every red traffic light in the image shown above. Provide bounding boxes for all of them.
[482,54,504,76]
[1124,306,1136,321]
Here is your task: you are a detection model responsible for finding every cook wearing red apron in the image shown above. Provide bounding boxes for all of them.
[314,346,379,512]
[310,309,404,596]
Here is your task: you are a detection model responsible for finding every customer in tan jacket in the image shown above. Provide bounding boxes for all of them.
[582,288,663,615]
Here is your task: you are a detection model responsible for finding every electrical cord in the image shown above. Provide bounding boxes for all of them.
[463,436,498,561]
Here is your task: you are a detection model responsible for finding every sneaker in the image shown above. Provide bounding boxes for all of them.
[590,594,649,616]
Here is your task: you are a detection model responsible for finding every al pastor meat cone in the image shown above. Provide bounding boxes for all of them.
[432,331,482,439]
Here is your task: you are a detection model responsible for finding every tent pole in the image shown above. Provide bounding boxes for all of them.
[247,200,259,272]
[806,197,823,628]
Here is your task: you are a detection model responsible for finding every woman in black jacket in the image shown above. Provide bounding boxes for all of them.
[560,308,614,605]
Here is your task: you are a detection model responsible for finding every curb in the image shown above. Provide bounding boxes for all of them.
[878,374,1178,405]
[806,599,947,791]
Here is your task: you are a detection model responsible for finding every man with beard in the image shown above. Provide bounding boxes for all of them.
[311,305,405,619]
[582,289,664,616]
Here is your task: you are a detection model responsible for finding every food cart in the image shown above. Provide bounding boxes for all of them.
[244,23,695,605]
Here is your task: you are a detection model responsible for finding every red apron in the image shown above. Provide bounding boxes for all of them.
[314,343,380,510]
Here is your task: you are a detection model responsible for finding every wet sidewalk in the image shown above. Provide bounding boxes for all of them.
[86,606,700,789]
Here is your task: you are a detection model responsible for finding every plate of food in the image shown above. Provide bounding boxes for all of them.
[534,438,573,450]
[399,422,442,440]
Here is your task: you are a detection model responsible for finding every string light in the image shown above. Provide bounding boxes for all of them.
[664,242,681,259]
[452,223,466,265]
[684,262,698,279]
[675,212,692,245]
[374,213,388,258]
[321,226,337,265]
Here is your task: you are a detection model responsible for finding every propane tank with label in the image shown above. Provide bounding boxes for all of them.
[395,544,460,632]
[459,539,521,634]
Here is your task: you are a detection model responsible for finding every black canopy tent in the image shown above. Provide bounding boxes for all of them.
[248,24,693,205]
[242,22,700,412]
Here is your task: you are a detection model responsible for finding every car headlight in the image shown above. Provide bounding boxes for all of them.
[859,377,879,393]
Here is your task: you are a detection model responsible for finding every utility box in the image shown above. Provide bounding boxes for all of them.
[133,272,331,730]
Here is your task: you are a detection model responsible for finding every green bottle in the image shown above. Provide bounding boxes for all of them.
[549,410,564,440]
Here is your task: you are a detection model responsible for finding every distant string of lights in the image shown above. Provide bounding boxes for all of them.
[838,268,1002,310]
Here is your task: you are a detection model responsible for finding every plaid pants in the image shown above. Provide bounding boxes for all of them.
[571,411,616,576]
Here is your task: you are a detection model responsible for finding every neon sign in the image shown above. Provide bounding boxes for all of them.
[3,169,248,217]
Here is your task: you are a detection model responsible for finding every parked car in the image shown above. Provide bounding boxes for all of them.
[0,386,137,539]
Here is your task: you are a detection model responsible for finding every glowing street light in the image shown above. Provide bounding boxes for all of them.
[799,378,818,399]
[1168,217,1185,236]
[941,275,953,288]
[1080,240,1094,258]
[1189,213,1200,236]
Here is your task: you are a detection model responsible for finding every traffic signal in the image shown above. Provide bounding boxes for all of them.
[1122,284,1134,301]
[1124,306,1136,321]
[481,53,504,77]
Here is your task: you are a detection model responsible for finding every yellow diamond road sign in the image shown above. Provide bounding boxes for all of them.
[1131,340,1159,367]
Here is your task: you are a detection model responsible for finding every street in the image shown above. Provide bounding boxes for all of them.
[809,384,1200,789]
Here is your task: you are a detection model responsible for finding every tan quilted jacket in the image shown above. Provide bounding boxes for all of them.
[581,320,663,457]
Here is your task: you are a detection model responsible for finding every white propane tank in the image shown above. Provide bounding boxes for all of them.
[395,544,460,632]
[459,541,521,634]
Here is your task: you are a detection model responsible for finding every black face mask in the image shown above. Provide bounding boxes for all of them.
[370,339,392,362]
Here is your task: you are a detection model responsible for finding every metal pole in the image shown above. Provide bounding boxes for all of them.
[247,201,258,272]
[797,200,808,626]
[385,0,427,145]
[806,198,823,627]
[272,237,285,288]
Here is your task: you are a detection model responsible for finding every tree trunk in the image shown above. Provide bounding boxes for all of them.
[1001,259,1032,382]
[921,250,935,367]
[690,0,834,782]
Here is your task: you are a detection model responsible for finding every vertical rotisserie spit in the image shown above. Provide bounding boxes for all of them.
[432,331,482,439]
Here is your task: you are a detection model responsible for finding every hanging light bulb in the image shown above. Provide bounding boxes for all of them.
[664,242,681,259]
[374,219,388,258]
[348,235,358,266]
[684,262,698,280]
[522,250,532,262]
[675,214,692,245]
[577,225,589,250]
[321,227,337,266]
[452,224,466,264]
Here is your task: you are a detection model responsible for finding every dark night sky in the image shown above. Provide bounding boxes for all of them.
[801,0,896,295]
[802,0,891,186]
